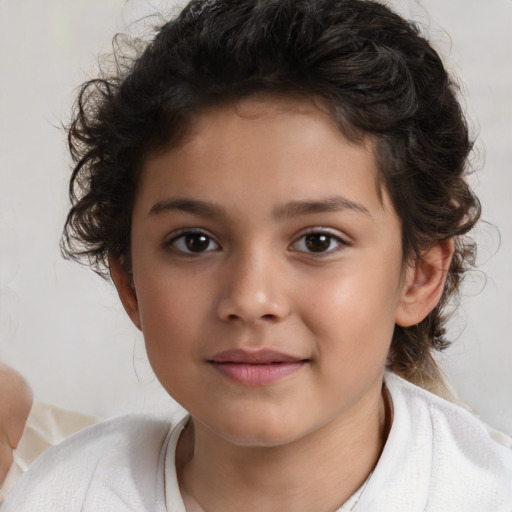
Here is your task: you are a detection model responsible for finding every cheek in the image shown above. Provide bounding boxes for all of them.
[134,276,207,398]
[134,271,206,354]
[304,267,401,358]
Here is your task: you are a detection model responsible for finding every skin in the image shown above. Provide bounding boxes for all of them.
[0,363,33,486]
[111,96,453,512]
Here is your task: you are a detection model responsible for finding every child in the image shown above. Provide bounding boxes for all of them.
[2,0,511,510]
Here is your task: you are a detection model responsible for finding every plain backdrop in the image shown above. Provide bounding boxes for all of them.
[1,0,511,435]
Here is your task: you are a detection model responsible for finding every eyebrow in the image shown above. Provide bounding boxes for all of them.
[148,195,370,219]
[149,198,227,218]
[273,196,370,219]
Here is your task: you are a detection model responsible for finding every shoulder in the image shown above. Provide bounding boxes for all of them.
[373,372,512,510]
[1,413,185,512]
[386,372,512,456]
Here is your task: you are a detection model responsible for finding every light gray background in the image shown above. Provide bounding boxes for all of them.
[1,0,511,434]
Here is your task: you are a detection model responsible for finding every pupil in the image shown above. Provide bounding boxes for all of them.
[185,234,209,252]
[305,234,330,252]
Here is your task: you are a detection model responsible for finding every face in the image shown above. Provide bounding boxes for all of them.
[122,97,415,447]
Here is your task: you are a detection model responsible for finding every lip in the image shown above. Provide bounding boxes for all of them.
[208,349,308,386]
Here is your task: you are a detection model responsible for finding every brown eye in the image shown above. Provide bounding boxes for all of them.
[305,233,331,252]
[169,231,219,253]
[185,233,210,252]
[291,230,346,254]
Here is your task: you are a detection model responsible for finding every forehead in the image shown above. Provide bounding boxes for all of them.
[137,96,390,218]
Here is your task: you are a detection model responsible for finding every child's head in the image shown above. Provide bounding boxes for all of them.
[62,0,480,389]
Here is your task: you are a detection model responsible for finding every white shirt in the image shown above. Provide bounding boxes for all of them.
[2,373,511,511]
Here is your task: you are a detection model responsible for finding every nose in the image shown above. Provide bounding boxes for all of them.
[215,250,291,325]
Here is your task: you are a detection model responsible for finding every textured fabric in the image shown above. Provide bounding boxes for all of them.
[1,413,176,512]
[354,373,512,511]
[2,373,511,511]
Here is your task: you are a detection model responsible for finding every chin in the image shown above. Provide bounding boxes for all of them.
[206,409,307,448]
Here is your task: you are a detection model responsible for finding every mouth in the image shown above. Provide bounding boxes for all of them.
[208,349,309,386]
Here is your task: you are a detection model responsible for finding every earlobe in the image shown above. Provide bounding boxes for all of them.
[109,255,142,330]
[395,239,454,327]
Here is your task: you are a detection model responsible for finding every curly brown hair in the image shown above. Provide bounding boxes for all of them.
[62,0,480,386]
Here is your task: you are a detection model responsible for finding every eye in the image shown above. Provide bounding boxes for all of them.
[167,230,220,254]
[291,230,347,254]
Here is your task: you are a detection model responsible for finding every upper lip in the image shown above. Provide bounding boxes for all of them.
[209,349,306,364]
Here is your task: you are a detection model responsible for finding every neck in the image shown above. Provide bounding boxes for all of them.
[177,382,391,512]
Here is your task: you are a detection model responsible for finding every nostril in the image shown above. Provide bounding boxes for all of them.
[217,291,289,324]
[225,313,277,322]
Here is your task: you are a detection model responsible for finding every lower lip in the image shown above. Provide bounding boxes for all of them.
[210,362,306,386]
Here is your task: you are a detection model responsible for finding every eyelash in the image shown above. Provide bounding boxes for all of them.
[164,228,220,254]
[164,228,349,255]
[290,228,349,256]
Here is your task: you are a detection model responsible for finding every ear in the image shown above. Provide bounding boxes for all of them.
[395,239,454,327]
[109,255,142,330]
